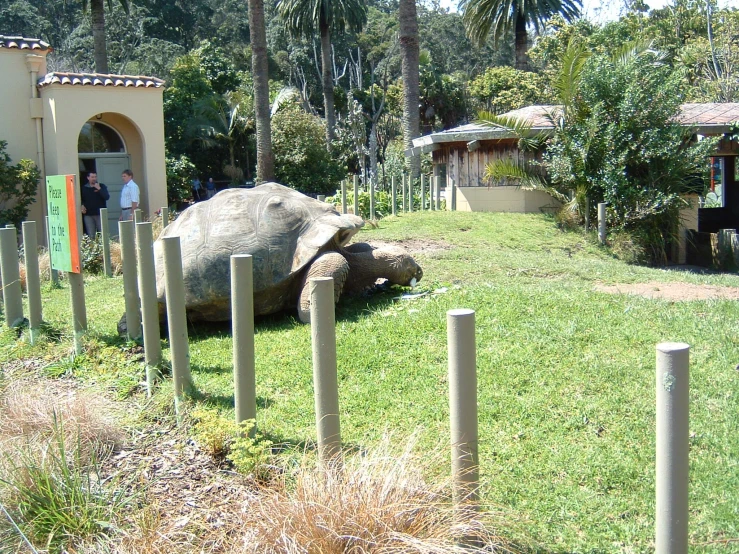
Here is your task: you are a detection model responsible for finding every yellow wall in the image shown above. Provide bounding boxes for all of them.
[40,84,166,219]
[0,50,47,226]
[455,186,560,213]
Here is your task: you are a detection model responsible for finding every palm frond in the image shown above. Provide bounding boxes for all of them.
[554,38,590,110]
[611,39,667,68]
[484,158,570,203]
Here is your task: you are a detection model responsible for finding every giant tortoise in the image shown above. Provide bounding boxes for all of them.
[153,183,423,323]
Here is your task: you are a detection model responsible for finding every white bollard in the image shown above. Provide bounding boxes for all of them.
[232,254,256,431]
[310,277,342,466]
[656,342,689,554]
[448,308,479,506]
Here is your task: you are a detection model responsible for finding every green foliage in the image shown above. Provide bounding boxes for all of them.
[227,420,274,481]
[191,408,238,457]
[272,107,344,195]
[79,234,104,275]
[0,418,128,552]
[166,154,197,205]
[0,141,40,228]
[468,66,552,114]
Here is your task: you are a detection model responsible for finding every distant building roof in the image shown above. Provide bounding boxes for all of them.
[411,103,739,153]
[38,72,165,89]
[0,35,52,51]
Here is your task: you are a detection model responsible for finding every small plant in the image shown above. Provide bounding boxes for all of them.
[0,416,128,552]
[191,408,239,457]
[227,419,273,481]
[80,234,105,275]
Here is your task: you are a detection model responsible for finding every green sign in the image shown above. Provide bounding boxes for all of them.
[46,174,81,273]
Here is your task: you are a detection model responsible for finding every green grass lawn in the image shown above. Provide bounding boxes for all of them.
[2,211,738,552]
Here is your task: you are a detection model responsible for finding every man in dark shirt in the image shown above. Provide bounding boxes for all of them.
[80,172,110,238]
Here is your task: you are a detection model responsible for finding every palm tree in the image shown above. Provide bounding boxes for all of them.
[399,0,420,180]
[248,0,275,181]
[190,92,254,184]
[277,0,367,146]
[85,0,129,73]
[461,0,581,70]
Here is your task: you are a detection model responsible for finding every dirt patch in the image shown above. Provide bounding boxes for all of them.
[594,281,739,301]
[368,238,454,256]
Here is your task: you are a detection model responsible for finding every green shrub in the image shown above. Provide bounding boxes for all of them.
[80,234,105,275]
[0,140,40,228]
[272,106,344,196]
[227,420,273,482]
[165,154,197,206]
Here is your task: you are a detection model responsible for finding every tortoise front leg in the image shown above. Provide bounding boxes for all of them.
[297,252,350,323]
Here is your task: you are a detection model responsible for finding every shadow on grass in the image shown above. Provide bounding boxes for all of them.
[189,386,272,412]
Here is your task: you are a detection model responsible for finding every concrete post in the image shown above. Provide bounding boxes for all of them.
[232,254,256,431]
[451,176,457,211]
[22,222,42,343]
[448,308,479,506]
[119,220,141,341]
[598,203,607,245]
[430,176,436,211]
[584,197,590,232]
[656,342,690,554]
[134,209,143,224]
[401,173,406,212]
[136,222,162,395]
[341,180,347,214]
[45,216,59,284]
[436,176,442,211]
[391,176,397,216]
[353,175,359,217]
[310,277,342,466]
[99,208,112,277]
[0,228,24,328]
[161,206,169,230]
[162,236,192,416]
[369,177,376,220]
[317,195,326,202]
[68,271,87,355]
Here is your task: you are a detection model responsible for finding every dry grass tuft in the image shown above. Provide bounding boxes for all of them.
[235,436,520,553]
[0,379,124,463]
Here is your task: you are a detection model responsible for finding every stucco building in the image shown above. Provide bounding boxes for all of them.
[0,35,167,239]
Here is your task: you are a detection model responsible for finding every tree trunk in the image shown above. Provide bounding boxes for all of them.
[399,0,420,180]
[91,0,108,73]
[320,20,336,146]
[248,0,274,181]
[514,13,528,71]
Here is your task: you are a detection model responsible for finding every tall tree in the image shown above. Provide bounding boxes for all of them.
[461,0,581,70]
[277,0,367,145]
[399,0,420,180]
[85,0,129,73]
[248,0,275,180]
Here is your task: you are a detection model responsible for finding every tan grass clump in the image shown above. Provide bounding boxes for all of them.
[235,436,520,553]
[0,379,124,463]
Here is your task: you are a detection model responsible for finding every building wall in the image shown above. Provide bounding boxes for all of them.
[0,49,48,226]
[40,84,166,221]
[455,186,558,213]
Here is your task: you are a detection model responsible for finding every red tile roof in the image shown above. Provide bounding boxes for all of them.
[0,35,51,51]
[38,72,164,89]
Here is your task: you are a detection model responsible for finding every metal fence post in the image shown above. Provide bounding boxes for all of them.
[656,342,690,554]
[119,220,141,340]
[162,236,192,417]
[232,254,256,432]
[0,228,24,328]
[310,277,342,466]
[598,203,607,245]
[448,308,479,506]
[100,207,112,277]
[22,222,42,344]
[136,222,162,395]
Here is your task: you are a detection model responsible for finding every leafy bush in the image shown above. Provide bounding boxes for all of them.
[165,153,197,206]
[0,140,40,228]
[227,420,273,482]
[272,106,344,196]
[468,66,551,114]
[80,234,105,275]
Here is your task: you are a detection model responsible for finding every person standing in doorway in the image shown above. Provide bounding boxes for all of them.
[80,172,110,237]
[119,169,140,221]
[206,177,216,199]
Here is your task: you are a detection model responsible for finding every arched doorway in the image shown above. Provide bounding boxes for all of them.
[78,120,130,235]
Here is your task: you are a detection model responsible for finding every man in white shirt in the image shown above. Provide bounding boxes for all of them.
[119,169,140,221]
